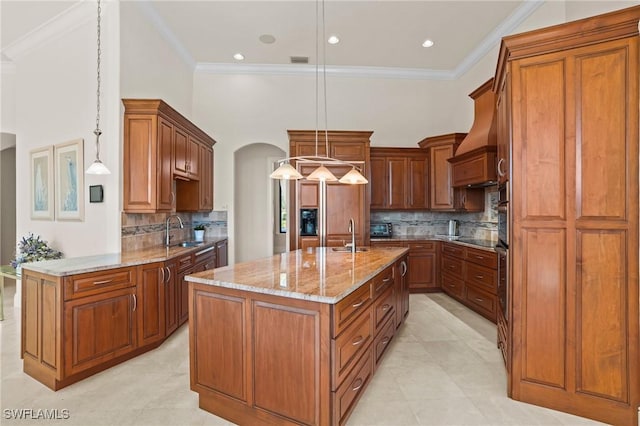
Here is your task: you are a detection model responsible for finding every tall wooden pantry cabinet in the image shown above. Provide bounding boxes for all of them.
[495,6,639,425]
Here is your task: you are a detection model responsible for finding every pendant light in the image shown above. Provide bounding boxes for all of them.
[269,0,367,185]
[86,0,110,175]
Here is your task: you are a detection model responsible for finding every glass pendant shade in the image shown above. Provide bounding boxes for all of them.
[306,165,338,182]
[270,162,303,180]
[338,168,368,184]
[86,159,111,175]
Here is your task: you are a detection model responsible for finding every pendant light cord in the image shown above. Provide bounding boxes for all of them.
[321,0,329,155]
[94,0,102,160]
[314,0,319,158]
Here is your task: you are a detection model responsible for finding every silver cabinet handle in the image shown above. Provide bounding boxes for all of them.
[497,158,506,177]
[352,378,364,392]
[352,299,366,308]
[401,260,407,277]
[93,279,113,285]
[352,336,365,346]
[165,267,171,283]
[132,294,137,312]
[160,267,165,283]
[195,246,215,256]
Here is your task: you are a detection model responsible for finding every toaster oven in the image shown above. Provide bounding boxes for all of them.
[370,223,392,238]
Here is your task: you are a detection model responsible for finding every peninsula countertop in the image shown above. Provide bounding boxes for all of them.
[20,237,228,277]
[185,246,409,304]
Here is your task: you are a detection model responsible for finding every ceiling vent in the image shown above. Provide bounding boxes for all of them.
[290,56,309,64]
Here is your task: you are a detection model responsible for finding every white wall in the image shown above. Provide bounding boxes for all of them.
[1,65,16,135]
[120,2,194,117]
[12,2,120,258]
[234,143,285,263]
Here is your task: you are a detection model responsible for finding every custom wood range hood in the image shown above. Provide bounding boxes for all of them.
[448,78,498,187]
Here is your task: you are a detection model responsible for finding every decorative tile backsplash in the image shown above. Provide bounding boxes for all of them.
[371,189,498,241]
[121,210,228,251]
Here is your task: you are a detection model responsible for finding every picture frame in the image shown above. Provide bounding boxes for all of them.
[30,146,54,220]
[54,139,84,221]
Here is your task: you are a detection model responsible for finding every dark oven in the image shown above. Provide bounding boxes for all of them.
[497,183,508,247]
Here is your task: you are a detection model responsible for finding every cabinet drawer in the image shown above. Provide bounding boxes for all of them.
[441,255,463,279]
[177,254,194,272]
[442,243,464,257]
[465,285,496,320]
[407,241,435,253]
[374,285,395,333]
[64,268,135,301]
[465,247,497,269]
[372,265,394,296]
[333,347,373,426]
[374,315,396,368]
[333,283,372,337]
[370,241,405,248]
[465,262,497,295]
[332,310,373,390]
[441,273,464,300]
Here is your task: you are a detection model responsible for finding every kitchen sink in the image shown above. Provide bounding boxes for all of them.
[331,247,369,252]
[175,241,204,248]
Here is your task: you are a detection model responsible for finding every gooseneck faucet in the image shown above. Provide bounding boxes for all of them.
[165,215,184,246]
[348,217,356,253]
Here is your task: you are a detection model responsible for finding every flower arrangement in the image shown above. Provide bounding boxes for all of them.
[11,233,63,269]
[194,224,206,231]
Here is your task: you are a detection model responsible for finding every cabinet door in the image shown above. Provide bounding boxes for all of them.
[496,73,511,184]
[407,252,437,292]
[369,157,387,209]
[164,261,179,336]
[453,187,484,212]
[216,240,228,267]
[387,158,407,209]
[173,126,189,178]
[188,136,201,180]
[199,144,214,211]
[64,287,137,376]
[407,156,428,209]
[157,118,175,211]
[326,170,364,241]
[178,269,191,325]
[430,145,454,210]
[138,263,166,346]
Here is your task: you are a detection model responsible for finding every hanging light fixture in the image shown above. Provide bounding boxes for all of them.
[269,0,367,185]
[86,0,110,175]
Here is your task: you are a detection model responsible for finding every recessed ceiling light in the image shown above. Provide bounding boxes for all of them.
[259,34,276,44]
[328,35,340,45]
[422,39,434,48]
[233,53,245,61]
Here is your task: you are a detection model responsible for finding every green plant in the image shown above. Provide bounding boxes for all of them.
[194,224,206,231]
[11,233,63,268]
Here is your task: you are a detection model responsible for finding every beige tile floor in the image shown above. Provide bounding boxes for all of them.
[1,281,603,425]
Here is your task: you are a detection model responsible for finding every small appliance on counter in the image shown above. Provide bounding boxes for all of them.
[448,219,460,237]
[300,209,318,236]
[370,223,393,238]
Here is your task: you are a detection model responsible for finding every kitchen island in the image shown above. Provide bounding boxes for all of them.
[185,246,409,426]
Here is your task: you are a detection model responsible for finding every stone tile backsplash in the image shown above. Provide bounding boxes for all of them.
[371,188,498,241]
[121,210,228,251]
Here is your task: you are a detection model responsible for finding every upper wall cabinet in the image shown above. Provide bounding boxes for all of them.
[370,148,429,210]
[123,99,216,213]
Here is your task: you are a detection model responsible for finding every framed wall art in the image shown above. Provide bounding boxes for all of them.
[54,139,84,221]
[30,146,54,220]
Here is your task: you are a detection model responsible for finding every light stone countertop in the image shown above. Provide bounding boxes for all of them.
[186,246,409,304]
[21,237,228,277]
[370,235,497,251]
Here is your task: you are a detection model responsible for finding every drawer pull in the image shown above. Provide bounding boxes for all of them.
[381,337,390,345]
[351,378,364,392]
[352,299,366,308]
[475,275,484,279]
[352,336,365,346]
[382,277,392,283]
[474,255,485,260]
[132,294,137,311]
[93,279,113,285]
[448,283,456,288]
[381,304,391,312]
[474,297,484,303]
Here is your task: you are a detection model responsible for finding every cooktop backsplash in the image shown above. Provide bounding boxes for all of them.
[371,189,498,241]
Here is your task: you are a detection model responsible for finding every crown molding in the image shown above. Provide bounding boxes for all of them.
[133,1,195,70]
[452,0,544,78]
[195,62,455,80]
[1,1,95,61]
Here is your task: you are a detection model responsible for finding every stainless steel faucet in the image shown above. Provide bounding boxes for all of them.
[165,215,184,246]
[347,217,356,253]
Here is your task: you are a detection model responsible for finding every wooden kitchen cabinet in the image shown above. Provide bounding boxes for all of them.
[123,99,216,213]
[288,131,371,250]
[369,148,429,210]
[406,241,438,293]
[164,260,179,336]
[453,187,484,212]
[137,262,166,347]
[495,8,640,424]
[419,133,464,211]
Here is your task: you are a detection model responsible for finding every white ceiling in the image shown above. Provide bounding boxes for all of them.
[1,0,533,72]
